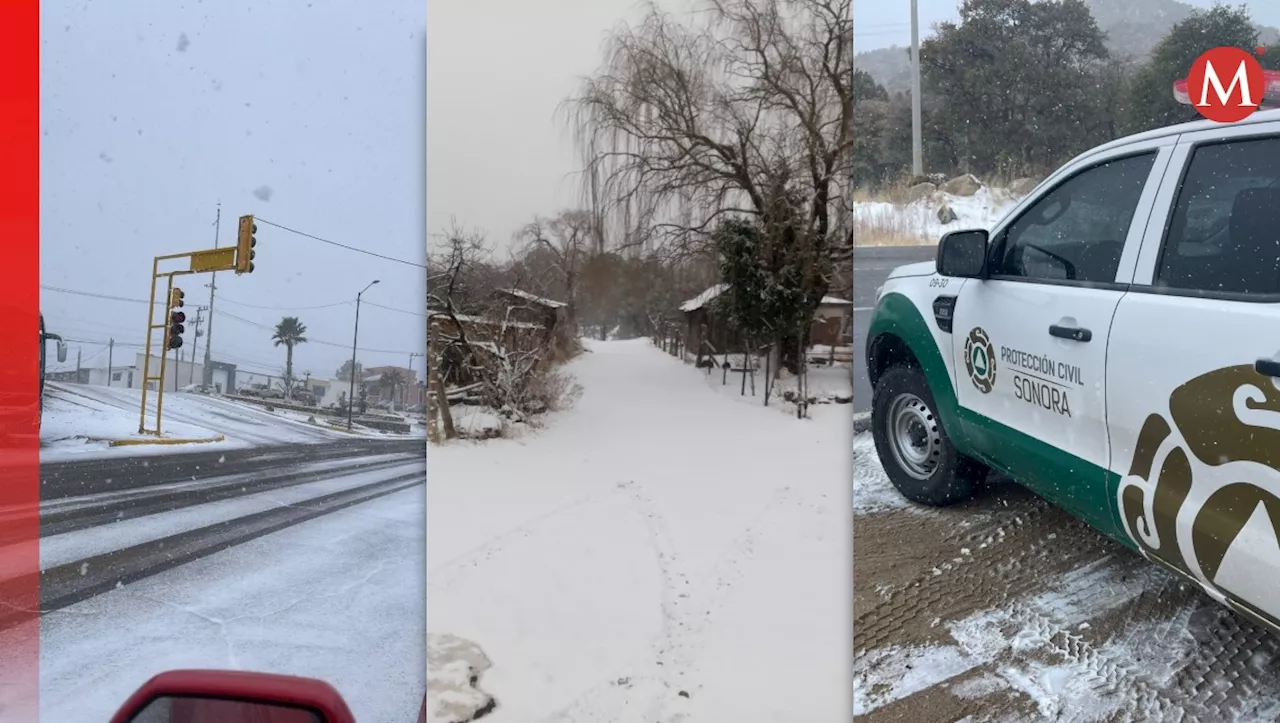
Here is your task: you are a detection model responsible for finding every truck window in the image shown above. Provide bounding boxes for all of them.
[991,153,1156,284]
[1155,137,1280,297]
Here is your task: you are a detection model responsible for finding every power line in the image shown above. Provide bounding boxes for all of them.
[255,218,427,269]
[854,29,910,37]
[42,285,157,305]
[217,295,352,312]
[364,300,425,317]
[42,284,424,317]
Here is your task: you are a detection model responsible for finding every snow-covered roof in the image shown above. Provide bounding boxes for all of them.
[680,286,848,312]
[679,284,728,313]
[428,310,543,330]
[499,288,566,309]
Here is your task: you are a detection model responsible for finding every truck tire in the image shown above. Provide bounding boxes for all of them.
[871,363,988,506]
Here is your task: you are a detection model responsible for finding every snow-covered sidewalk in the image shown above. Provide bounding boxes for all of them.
[427,338,851,721]
[41,382,421,461]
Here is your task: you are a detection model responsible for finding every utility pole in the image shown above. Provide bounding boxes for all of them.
[408,351,424,409]
[75,347,82,383]
[107,338,114,386]
[348,280,380,431]
[203,203,221,392]
[189,306,206,386]
[910,0,924,177]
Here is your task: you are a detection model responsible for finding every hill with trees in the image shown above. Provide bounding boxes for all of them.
[856,0,1279,94]
[854,0,1280,189]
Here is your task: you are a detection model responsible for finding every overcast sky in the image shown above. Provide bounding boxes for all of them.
[426,0,660,253]
[854,0,1280,53]
[41,0,426,383]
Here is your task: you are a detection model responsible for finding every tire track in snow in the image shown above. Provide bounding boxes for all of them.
[856,555,1187,721]
[855,494,1069,655]
[857,493,1280,720]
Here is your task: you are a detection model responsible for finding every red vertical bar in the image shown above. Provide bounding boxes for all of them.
[0,0,41,720]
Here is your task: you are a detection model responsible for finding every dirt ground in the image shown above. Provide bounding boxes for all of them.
[853,434,1280,723]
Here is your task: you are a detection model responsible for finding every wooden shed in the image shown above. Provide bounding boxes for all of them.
[680,285,853,357]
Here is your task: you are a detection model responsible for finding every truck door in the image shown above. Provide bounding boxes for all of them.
[1107,125,1280,626]
[949,142,1172,535]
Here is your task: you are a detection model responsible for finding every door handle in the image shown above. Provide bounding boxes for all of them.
[1049,324,1092,343]
[1256,358,1280,379]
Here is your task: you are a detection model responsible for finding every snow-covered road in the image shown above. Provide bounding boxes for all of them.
[0,457,426,723]
[427,339,851,722]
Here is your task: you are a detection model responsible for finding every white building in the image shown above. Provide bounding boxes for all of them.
[50,355,240,394]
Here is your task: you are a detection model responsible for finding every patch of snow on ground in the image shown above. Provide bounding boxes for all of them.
[853,432,914,514]
[427,633,495,723]
[447,405,505,438]
[853,644,979,715]
[42,386,225,452]
[428,338,849,722]
[853,186,1022,245]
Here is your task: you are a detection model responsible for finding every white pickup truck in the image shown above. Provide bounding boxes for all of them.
[865,108,1280,633]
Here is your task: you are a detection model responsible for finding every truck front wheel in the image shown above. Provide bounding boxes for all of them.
[871,364,988,506]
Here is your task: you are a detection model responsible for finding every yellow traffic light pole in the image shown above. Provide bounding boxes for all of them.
[138,215,257,436]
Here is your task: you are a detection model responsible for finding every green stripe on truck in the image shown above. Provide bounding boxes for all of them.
[868,292,1133,549]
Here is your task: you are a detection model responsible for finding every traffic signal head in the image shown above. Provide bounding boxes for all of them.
[237,214,257,274]
[167,312,185,350]
[167,288,186,349]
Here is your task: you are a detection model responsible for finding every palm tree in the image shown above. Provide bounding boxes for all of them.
[271,316,308,400]
[381,368,406,411]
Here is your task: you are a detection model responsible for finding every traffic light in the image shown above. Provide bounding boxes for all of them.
[167,288,186,350]
[236,214,257,274]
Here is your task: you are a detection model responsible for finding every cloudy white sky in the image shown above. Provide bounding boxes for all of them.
[41,0,426,383]
[854,0,1280,53]
[426,0,662,253]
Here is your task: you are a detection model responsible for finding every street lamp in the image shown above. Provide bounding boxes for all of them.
[407,351,424,411]
[347,279,380,431]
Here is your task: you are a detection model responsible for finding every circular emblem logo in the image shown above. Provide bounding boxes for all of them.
[964,327,996,394]
[1186,46,1266,123]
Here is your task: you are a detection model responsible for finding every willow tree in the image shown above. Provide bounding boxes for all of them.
[562,0,853,281]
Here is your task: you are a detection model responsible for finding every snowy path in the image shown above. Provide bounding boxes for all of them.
[427,339,851,722]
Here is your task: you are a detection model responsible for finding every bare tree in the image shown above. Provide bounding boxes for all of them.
[427,222,577,433]
[516,209,594,332]
[563,0,853,268]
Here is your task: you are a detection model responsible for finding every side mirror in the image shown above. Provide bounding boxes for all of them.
[937,229,989,278]
[110,670,356,723]
[56,340,67,364]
